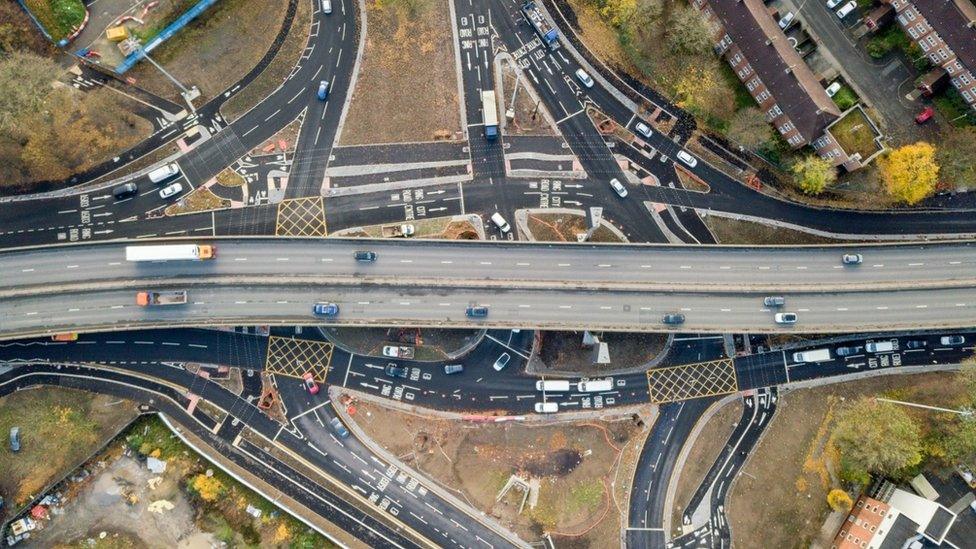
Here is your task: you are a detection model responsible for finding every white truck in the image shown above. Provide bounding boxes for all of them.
[125,244,215,261]
[792,348,832,363]
[865,340,897,353]
[536,380,571,392]
[578,378,613,392]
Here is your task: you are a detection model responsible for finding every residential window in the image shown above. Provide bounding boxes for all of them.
[908,26,918,39]
[731,53,742,65]
[767,105,782,119]
[904,7,915,20]
[787,135,803,147]
[926,35,937,47]
[778,122,794,134]
[962,74,972,85]
[746,77,761,91]
[963,90,973,103]
[919,39,930,52]
[938,48,949,60]
[930,53,941,64]
[738,65,752,78]
[756,90,771,102]
[719,34,732,48]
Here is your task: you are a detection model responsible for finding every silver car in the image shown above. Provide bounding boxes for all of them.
[159,182,183,199]
[609,178,628,198]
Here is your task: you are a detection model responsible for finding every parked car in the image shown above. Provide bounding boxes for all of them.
[354,250,377,262]
[915,106,935,124]
[763,296,786,307]
[836,345,863,357]
[905,340,928,350]
[329,417,350,438]
[941,335,966,346]
[444,364,464,375]
[825,81,842,97]
[635,121,652,138]
[321,0,333,13]
[662,313,685,325]
[317,80,329,100]
[490,212,511,233]
[9,427,20,453]
[574,68,594,88]
[609,178,628,198]
[774,312,798,324]
[302,372,320,395]
[826,0,843,8]
[312,302,339,316]
[676,150,698,168]
[385,363,409,378]
[466,305,489,317]
[835,1,857,19]
[778,11,795,30]
[534,402,559,414]
[158,182,183,199]
[493,352,511,371]
[842,253,863,265]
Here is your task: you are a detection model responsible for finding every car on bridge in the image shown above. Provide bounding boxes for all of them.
[354,250,377,262]
[842,253,863,265]
[385,363,409,378]
[662,313,685,325]
[313,302,339,316]
[763,296,785,307]
[774,312,798,324]
[466,305,489,317]
[302,372,320,395]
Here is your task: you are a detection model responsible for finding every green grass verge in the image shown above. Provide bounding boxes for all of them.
[23,0,86,41]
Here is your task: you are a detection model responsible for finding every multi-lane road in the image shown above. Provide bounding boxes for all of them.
[5,239,976,337]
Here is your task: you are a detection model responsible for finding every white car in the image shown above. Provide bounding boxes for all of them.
[775,312,798,325]
[778,12,795,30]
[836,1,857,19]
[322,0,332,13]
[534,402,559,414]
[826,0,843,8]
[158,182,183,199]
[635,121,652,138]
[676,150,698,168]
[575,68,594,88]
[825,81,842,97]
[609,178,628,198]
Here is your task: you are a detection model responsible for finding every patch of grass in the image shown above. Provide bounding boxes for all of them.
[164,187,231,216]
[865,24,910,59]
[215,168,246,187]
[831,86,858,111]
[23,0,86,41]
[567,478,604,514]
[719,62,754,112]
[0,388,137,513]
[933,87,976,128]
[827,108,883,160]
[702,214,851,245]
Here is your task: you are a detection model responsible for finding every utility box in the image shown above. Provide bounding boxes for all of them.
[106,26,129,42]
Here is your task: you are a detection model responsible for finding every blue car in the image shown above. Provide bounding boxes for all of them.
[313,302,339,316]
[317,80,329,100]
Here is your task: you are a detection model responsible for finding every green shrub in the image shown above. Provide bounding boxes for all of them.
[832,87,858,111]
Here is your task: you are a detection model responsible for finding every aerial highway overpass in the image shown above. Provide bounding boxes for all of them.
[3,238,976,338]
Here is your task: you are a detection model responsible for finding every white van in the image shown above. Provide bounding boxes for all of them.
[835,1,856,19]
[534,402,559,414]
[322,0,332,13]
[865,340,896,353]
[148,163,180,184]
[490,212,511,233]
[578,378,613,392]
[536,380,571,392]
[792,348,832,363]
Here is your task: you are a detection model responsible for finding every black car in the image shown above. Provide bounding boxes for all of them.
[905,340,927,350]
[385,363,408,378]
[354,250,377,262]
[662,313,685,325]
[836,345,863,357]
[112,182,138,199]
[466,305,489,317]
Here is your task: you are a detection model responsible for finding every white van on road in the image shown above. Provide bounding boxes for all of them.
[148,163,181,184]
[536,380,571,392]
[578,378,613,392]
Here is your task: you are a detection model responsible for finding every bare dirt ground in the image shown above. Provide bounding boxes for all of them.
[339,0,461,144]
[322,326,481,360]
[728,372,963,548]
[221,0,312,122]
[526,212,623,243]
[536,331,668,375]
[701,214,857,245]
[0,388,137,519]
[126,0,289,103]
[670,399,742,534]
[331,215,482,240]
[351,400,645,543]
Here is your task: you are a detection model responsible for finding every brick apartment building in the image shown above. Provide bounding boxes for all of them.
[692,0,885,171]
[882,0,976,113]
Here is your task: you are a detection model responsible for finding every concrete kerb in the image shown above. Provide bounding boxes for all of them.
[333,0,368,145]
[328,386,533,549]
[316,326,487,362]
[525,332,676,377]
[698,208,976,241]
[660,393,740,539]
[158,414,354,549]
[447,0,467,141]
[514,207,629,243]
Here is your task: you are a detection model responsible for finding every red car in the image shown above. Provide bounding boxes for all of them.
[915,106,934,124]
[302,372,319,395]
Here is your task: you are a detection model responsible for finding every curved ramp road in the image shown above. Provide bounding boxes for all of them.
[4,239,976,336]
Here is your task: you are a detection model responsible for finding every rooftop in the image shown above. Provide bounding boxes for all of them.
[708,0,841,141]
[824,106,885,163]
[912,0,976,70]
